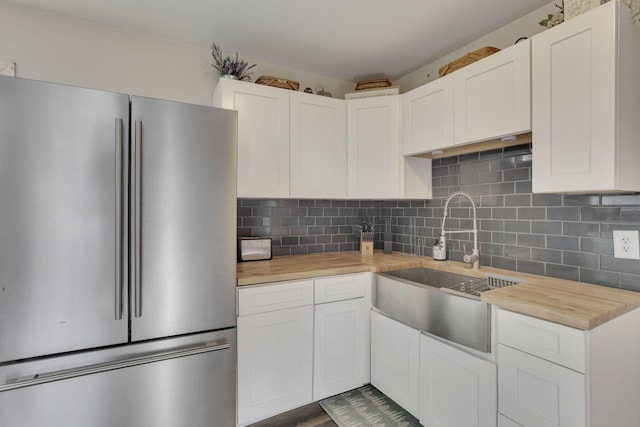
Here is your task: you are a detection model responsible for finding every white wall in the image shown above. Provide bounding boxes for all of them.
[0,2,354,104]
[0,1,564,102]
[394,1,559,92]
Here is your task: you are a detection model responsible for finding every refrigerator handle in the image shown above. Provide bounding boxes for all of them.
[133,120,142,318]
[115,118,124,320]
[0,341,231,392]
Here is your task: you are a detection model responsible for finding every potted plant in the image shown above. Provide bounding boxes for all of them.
[211,43,256,81]
[539,1,564,28]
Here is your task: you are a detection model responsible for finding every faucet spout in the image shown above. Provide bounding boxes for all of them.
[441,191,480,269]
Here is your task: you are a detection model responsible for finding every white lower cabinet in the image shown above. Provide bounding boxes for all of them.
[419,333,497,427]
[313,298,368,400]
[370,310,420,418]
[499,344,585,427]
[237,305,314,426]
[237,273,371,426]
[313,273,370,401]
[497,308,640,427]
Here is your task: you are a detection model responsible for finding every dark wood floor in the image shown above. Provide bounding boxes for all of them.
[248,402,337,427]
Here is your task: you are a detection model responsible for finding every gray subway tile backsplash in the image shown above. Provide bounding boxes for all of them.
[238,144,640,291]
[547,207,580,221]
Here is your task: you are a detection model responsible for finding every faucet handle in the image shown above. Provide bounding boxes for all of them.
[462,243,479,264]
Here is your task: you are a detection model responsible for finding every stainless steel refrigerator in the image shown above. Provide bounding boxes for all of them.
[0,76,238,426]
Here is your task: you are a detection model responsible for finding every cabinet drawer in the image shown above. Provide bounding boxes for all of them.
[238,280,314,316]
[498,309,586,373]
[498,344,585,427]
[314,273,369,304]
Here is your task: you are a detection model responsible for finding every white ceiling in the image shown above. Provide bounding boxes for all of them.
[8,0,551,81]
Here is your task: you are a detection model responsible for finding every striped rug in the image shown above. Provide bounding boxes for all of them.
[319,385,421,427]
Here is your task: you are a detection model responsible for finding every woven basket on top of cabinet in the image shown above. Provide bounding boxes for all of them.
[255,75,300,91]
[438,46,501,77]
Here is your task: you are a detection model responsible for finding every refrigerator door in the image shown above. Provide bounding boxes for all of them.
[0,329,236,427]
[0,76,130,363]
[130,96,237,341]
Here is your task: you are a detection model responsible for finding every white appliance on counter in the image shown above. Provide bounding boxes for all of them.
[0,76,238,427]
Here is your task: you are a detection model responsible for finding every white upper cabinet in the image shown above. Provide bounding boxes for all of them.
[402,75,454,155]
[402,40,531,156]
[532,0,640,193]
[348,95,432,200]
[290,91,347,199]
[213,79,290,198]
[216,80,431,200]
[347,96,401,199]
[454,39,531,145]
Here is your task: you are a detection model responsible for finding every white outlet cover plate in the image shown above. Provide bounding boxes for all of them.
[613,230,640,260]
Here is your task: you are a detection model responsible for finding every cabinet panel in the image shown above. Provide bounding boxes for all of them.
[313,298,368,400]
[213,79,289,198]
[370,310,420,418]
[290,92,347,199]
[237,306,313,426]
[498,309,586,373]
[499,344,585,427]
[498,414,523,427]
[402,76,454,155]
[454,39,531,145]
[419,333,496,427]
[347,96,401,199]
[402,156,433,200]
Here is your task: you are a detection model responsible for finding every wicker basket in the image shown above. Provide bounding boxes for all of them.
[355,78,391,91]
[255,75,300,91]
[438,47,501,77]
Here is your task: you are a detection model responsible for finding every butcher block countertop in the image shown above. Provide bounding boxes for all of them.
[237,251,423,286]
[237,251,640,330]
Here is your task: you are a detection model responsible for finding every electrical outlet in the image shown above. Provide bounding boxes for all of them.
[613,230,640,260]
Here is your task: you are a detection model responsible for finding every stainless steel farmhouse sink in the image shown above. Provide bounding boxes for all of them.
[374,268,492,353]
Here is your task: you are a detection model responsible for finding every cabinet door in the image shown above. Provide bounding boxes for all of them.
[313,298,368,400]
[213,79,289,198]
[532,1,621,193]
[419,333,497,427]
[498,344,586,427]
[290,92,347,199]
[237,306,313,426]
[402,76,454,155]
[347,96,401,199]
[370,310,420,418]
[454,39,531,145]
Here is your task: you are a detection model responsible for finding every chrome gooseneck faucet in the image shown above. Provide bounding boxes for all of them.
[437,191,480,269]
